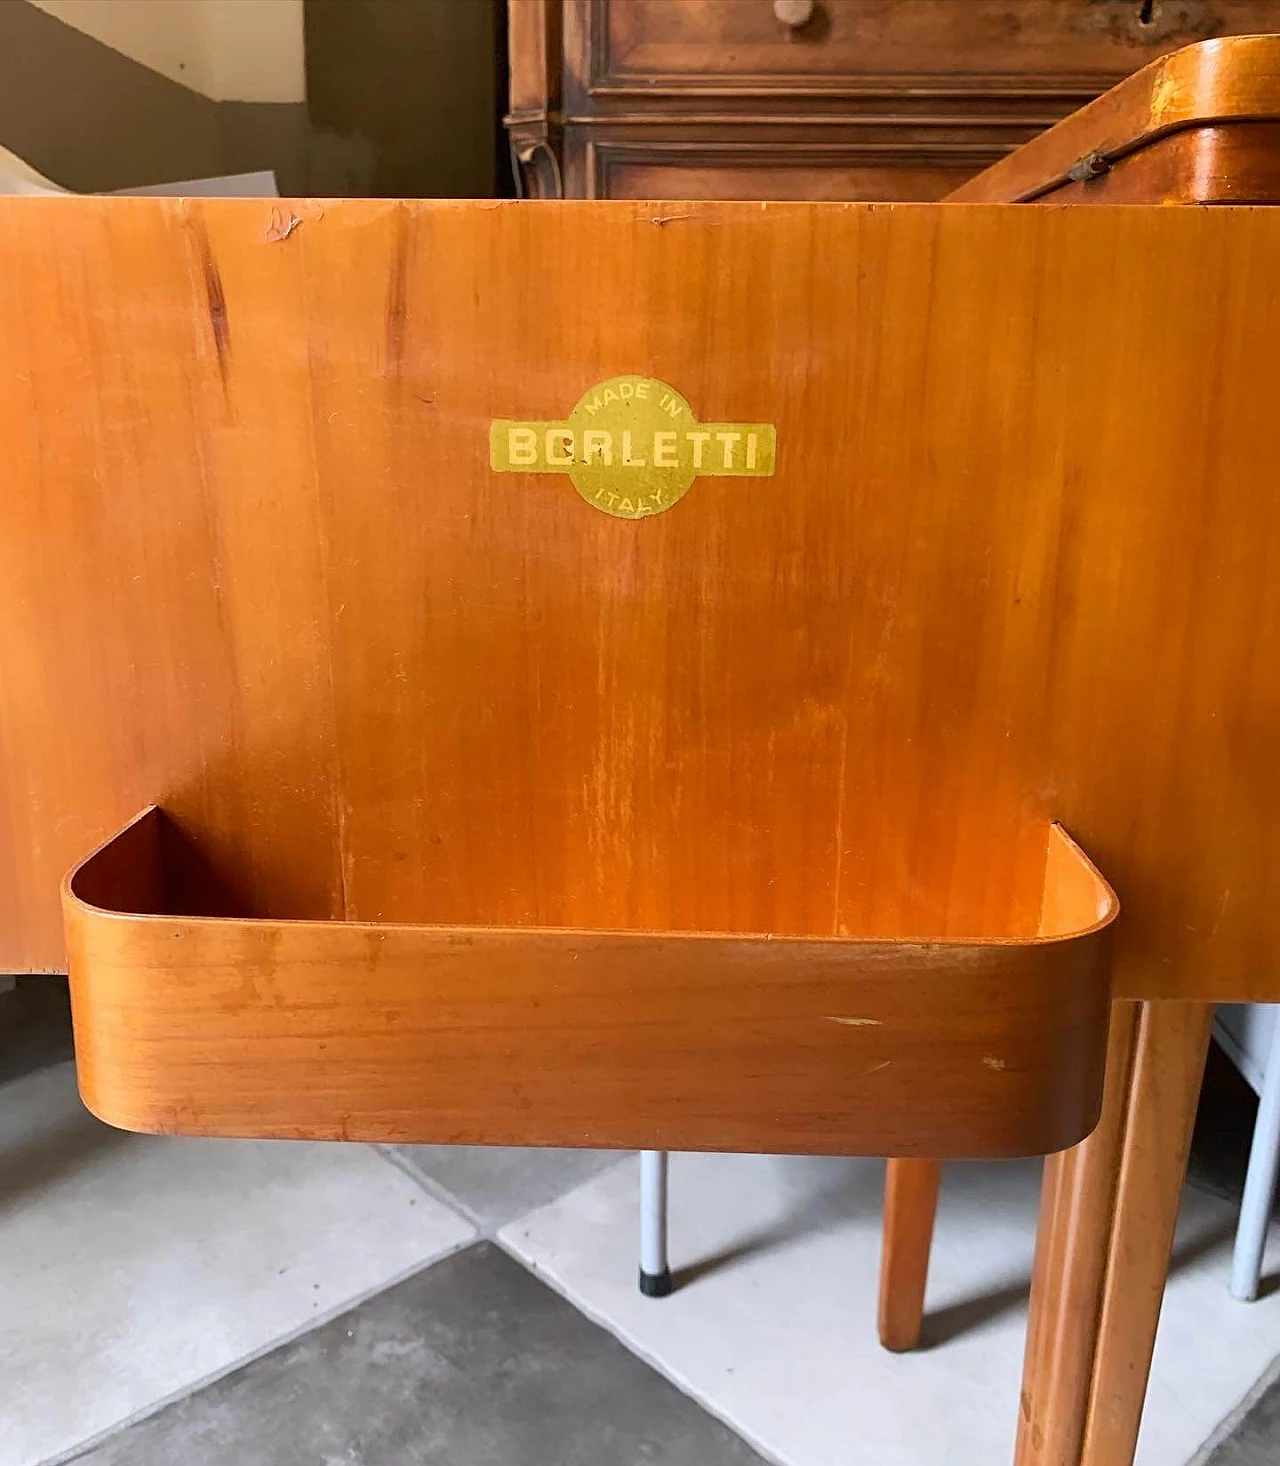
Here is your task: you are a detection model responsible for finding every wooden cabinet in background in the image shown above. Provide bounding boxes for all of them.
[506,0,1279,200]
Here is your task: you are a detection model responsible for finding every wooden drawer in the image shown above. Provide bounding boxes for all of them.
[563,125,993,199]
[567,0,1279,101]
[587,153,969,201]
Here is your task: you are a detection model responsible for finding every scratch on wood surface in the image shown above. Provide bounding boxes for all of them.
[983,1056,1007,1070]
[385,206,410,378]
[264,207,302,243]
[188,216,231,387]
[825,1016,882,1027]
[649,212,745,227]
[831,714,849,933]
[1207,888,1231,941]
[335,796,354,922]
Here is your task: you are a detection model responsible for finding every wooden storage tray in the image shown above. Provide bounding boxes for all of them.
[5,195,1276,1161]
[63,808,1116,1158]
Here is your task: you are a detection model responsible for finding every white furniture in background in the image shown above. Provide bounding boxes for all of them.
[639,1150,671,1297]
[1220,1005,1280,1301]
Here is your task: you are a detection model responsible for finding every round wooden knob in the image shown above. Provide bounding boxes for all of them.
[773,0,816,28]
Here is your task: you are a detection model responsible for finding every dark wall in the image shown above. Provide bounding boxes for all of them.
[305,0,500,198]
[0,0,502,198]
[0,0,305,191]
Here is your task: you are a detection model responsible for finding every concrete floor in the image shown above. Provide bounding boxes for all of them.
[3,977,1280,1466]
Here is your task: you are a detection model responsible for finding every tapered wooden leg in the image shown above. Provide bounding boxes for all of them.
[1078,1000,1213,1465]
[1015,1002,1141,1465]
[878,1158,943,1350]
[1014,1000,1212,1466]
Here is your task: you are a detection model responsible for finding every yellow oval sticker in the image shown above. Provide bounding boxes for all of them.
[490,375,776,519]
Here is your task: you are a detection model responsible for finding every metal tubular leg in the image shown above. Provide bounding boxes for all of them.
[639,1149,672,1297]
[1231,1010,1280,1301]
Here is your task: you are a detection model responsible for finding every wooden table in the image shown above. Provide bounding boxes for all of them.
[881,35,1280,1466]
[2,185,1279,1460]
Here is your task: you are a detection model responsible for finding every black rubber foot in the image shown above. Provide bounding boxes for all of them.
[639,1267,673,1298]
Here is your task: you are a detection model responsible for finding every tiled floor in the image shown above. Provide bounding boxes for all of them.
[72,1246,766,1466]
[502,1153,1280,1466]
[0,1063,473,1466]
[1200,1363,1280,1466]
[3,978,1279,1466]
[385,1144,622,1231]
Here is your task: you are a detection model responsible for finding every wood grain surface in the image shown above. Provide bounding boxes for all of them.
[575,2,1280,93]
[0,196,1278,1007]
[1020,122,1280,207]
[871,33,1280,1352]
[62,809,1114,1151]
[1014,1002,1141,1465]
[942,53,1267,1463]
[877,1156,943,1351]
[1075,1002,1214,1466]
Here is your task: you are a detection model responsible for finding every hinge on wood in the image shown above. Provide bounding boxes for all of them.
[1067,151,1112,184]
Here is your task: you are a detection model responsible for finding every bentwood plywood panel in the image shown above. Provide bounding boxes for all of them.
[0,198,1277,1148]
[0,195,1273,985]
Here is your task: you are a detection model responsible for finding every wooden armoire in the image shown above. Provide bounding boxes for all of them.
[505,0,1277,200]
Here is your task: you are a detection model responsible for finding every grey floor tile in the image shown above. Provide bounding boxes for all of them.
[501,1152,1280,1466]
[1202,1372,1280,1466]
[391,1143,627,1228]
[1,1063,472,1466]
[73,1242,768,1466]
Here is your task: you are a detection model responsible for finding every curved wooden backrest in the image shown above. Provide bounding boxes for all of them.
[1,194,1278,1031]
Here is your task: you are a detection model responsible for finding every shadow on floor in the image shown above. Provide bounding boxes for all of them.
[1,974,75,1083]
[672,1163,878,1292]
